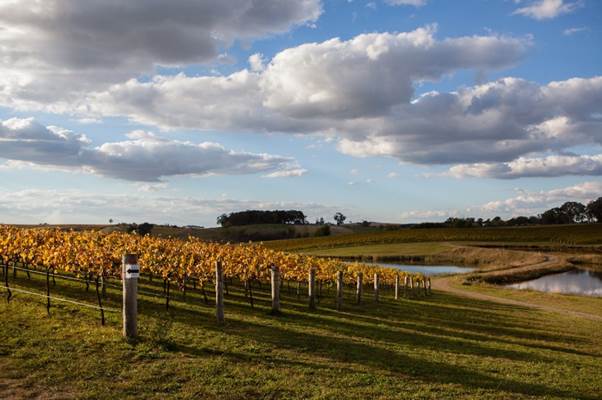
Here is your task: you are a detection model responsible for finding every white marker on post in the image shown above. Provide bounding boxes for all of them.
[122,254,139,339]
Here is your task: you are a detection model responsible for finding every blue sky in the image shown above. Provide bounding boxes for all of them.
[0,0,601,226]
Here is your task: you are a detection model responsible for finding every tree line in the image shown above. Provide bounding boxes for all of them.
[438,197,602,228]
[217,210,308,227]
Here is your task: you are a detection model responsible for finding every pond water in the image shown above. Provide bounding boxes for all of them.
[373,263,476,276]
[507,269,602,297]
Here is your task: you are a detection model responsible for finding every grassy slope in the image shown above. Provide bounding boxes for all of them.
[267,224,602,252]
[1,272,602,399]
[300,242,451,258]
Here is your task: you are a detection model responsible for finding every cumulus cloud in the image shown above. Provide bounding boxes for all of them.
[448,154,602,179]
[0,118,304,181]
[2,21,600,180]
[400,181,602,222]
[513,0,581,20]
[0,188,346,226]
[0,0,321,108]
[82,27,531,130]
[259,25,527,119]
[71,31,602,174]
[482,181,602,215]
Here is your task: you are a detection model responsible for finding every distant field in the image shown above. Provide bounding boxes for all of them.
[302,242,451,258]
[266,224,602,251]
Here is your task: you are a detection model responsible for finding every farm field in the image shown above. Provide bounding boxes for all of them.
[299,242,452,258]
[266,224,602,252]
[1,269,602,400]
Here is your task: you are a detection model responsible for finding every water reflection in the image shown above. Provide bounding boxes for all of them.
[373,263,476,276]
[508,269,602,297]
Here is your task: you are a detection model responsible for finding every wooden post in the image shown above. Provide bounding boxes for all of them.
[404,275,409,298]
[356,272,363,304]
[427,277,432,295]
[409,276,414,299]
[122,254,139,339]
[394,274,400,300]
[308,268,316,310]
[336,271,343,311]
[215,260,225,324]
[373,273,379,303]
[270,264,281,314]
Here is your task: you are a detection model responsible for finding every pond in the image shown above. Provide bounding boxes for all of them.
[507,269,602,297]
[372,263,476,276]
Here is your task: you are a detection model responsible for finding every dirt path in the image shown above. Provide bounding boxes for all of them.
[432,276,602,322]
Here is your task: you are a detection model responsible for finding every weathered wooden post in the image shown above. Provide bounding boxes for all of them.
[336,271,343,311]
[427,277,432,295]
[122,254,139,339]
[308,268,316,310]
[404,275,409,298]
[215,260,225,324]
[373,273,379,302]
[409,276,414,299]
[356,272,363,304]
[270,264,281,314]
[394,274,400,300]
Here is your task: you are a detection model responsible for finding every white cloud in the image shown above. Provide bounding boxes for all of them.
[400,181,602,222]
[482,181,602,215]
[0,0,321,108]
[0,118,305,182]
[248,53,265,72]
[263,167,308,178]
[0,188,345,226]
[563,26,588,35]
[513,0,581,20]
[3,23,600,180]
[387,172,399,178]
[259,25,527,119]
[386,0,427,6]
[448,154,602,179]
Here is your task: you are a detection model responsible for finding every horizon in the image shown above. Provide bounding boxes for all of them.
[1,0,601,227]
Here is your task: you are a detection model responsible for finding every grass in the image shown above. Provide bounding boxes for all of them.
[1,269,602,399]
[301,242,451,258]
[267,224,602,252]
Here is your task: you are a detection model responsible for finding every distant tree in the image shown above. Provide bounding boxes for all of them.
[217,214,228,226]
[216,210,307,227]
[586,197,602,222]
[109,218,113,224]
[361,220,370,227]
[559,201,587,223]
[136,222,154,236]
[334,212,346,226]
[540,208,568,225]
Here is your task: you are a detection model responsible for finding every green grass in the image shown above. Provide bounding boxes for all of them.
[302,242,450,258]
[267,224,602,252]
[1,270,602,399]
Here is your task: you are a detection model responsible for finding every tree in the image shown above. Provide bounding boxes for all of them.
[540,208,568,225]
[559,201,587,223]
[586,197,602,222]
[109,218,113,224]
[334,212,346,226]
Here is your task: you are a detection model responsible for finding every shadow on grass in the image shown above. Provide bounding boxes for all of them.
[4,273,599,399]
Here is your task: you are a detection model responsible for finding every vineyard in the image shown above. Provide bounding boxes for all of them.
[0,226,426,322]
[267,224,602,252]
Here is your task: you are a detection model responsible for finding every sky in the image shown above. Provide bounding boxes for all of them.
[0,0,601,226]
